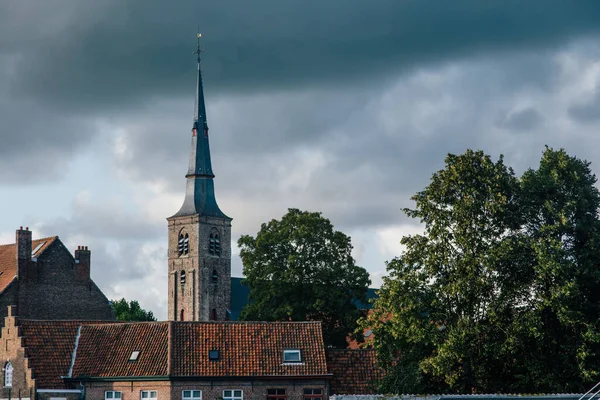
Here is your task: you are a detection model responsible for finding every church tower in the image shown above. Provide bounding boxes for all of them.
[167,35,232,321]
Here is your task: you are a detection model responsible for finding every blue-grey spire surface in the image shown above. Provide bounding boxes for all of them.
[172,35,230,219]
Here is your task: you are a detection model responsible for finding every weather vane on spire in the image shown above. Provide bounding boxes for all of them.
[193,31,204,63]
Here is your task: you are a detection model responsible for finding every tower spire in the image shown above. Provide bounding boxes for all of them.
[171,33,229,219]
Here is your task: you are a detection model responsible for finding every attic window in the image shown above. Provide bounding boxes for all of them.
[283,349,302,363]
[364,329,373,338]
[129,351,140,361]
[209,349,220,360]
[31,242,45,256]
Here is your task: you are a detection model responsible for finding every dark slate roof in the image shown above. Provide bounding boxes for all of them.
[0,236,57,293]
[229,277,378,320]
[71,321,329,379]
[326,349,383,395]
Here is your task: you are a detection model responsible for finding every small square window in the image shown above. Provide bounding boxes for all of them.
[141,391,157,399]
[283,349,301,363]
[129,351,140,361]
[222,390,243,400]
[209,350,219,360]
[183,390,202,400]
[106,391,122,400]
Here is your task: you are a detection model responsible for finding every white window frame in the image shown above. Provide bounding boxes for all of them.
[222,389,243,400]
[283,349,302,363]
[140,390,157,400]
[4,362,13,387]
[182,390,202,400]
[105,391,122,400]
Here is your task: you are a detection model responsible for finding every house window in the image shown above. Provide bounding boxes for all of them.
[283,349,302,363]
[211,308,217,321]
[209,231,221,256]
[182,391,201,400]
[141,391,157,400]
[106,391,122,400]
[223,390,243,400]
[4,362,12,387]
[267,389,286,400]
[303,389,322,400]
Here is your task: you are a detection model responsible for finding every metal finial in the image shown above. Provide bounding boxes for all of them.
[193,31,204,62]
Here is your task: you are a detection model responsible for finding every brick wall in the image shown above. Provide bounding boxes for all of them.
[168,215,231,322]
[17,241,113,320]
[0,308,36,400]
[83,379,327,400]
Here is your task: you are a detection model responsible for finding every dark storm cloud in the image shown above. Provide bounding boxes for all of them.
[568,90,600,123]
[1,0,600,184]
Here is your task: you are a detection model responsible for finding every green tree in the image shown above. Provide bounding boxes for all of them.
[111,298,157,322]
[366,148,600,393]
[238,208,371,348]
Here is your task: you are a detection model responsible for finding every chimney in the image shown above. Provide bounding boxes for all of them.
[74,245,91,282]
[16,227,32,279]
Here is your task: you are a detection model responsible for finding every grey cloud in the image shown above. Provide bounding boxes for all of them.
[498,107,544,131]
[568,90,600,123]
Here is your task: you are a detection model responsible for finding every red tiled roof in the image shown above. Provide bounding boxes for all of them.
[172,321,328,377]
[326,349,383,394]
[0,237,57,293]
[71,321,329,379]
[19,319,115,389]
[72,322,168,378]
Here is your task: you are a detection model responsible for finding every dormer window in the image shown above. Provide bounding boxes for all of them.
[4,362,12,387]
[178,233,189,256]
[209,230,221,256]
[283,349,302,363]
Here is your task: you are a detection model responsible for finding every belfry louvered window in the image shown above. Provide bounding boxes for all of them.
[178,233,189,256]
[209,231,221,256]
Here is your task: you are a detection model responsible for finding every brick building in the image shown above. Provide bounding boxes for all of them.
[0,227,114,322]
[167,35,231,322]
[0,310,347,400]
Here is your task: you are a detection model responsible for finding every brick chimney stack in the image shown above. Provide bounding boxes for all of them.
[74,245,91,282]
[16,227,32,279]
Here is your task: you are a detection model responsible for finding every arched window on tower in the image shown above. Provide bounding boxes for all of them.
[180,309,185,321]
[4,362,12,388]
[211,269,218,284]
[209,230,221,256]
[178,232,190,256]
[211,308,217,321]
[180,270,186,284]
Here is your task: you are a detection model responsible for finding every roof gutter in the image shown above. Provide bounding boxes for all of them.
[64,374,333,383]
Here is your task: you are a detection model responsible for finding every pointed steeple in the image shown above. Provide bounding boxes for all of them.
[172,34,229,219]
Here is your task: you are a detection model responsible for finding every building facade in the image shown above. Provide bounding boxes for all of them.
[0,227,114,322]
[167,37,232,322]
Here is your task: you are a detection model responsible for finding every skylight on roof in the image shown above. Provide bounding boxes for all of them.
[129,351,140,361]
[31,242,45,256]
[209,349,220,360]
[283,349,302,363]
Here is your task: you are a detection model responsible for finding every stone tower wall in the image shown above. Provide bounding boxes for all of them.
[167,215,231,321]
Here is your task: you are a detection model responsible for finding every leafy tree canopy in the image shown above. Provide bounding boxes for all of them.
[366,147,600,393]
[112,298,157,322]
[238,208,371,348]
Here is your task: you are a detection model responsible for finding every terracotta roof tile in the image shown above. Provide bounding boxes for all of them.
[18,319,115,389]
[71,321,329,379]
[0,237,57,293]
[326,349,383,394]
[72,322,169,378]
[172,321,328,377]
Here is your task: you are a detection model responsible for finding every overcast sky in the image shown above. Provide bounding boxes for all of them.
[3,1,600,319]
